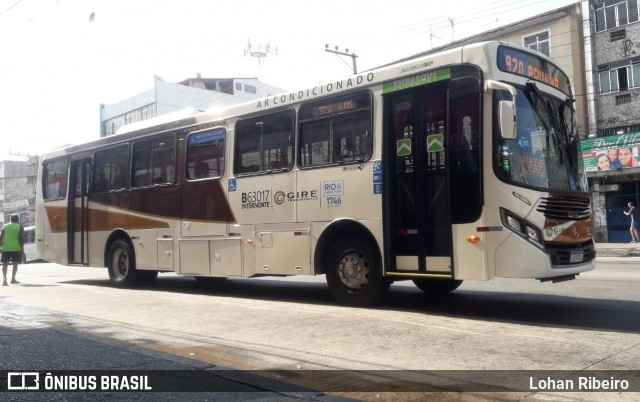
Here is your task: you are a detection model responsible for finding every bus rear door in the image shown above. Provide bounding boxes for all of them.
[68,158,91,265]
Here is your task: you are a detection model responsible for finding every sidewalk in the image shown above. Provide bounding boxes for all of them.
[595,242,640,262]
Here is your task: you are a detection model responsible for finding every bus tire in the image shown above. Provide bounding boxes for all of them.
[325,235,390,307]
[107,239,137,287]
[413,278,463,294]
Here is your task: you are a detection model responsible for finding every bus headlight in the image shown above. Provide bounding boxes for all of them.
[500,208,544,250]
[505,215,522,232]
[526,225,541,244]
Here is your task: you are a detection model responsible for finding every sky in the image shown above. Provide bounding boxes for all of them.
[0,0,578,155]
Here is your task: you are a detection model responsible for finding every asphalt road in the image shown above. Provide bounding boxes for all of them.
[0,259,639,401]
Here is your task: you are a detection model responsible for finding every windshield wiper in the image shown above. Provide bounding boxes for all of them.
[523,83,552,135]
[525,82,570,165]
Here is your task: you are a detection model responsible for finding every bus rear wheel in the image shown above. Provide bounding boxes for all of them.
[107,240,159,287]
[107,239,138,287]
[413,278,463,294]
[325,235,389,307]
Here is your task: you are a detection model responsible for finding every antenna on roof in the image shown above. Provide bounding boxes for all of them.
[244,37,278,67]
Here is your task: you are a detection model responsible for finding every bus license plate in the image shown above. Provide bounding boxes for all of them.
[570,251,584,263]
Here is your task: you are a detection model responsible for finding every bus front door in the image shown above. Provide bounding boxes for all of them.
[383,82,453,276]
[68,158,91,265]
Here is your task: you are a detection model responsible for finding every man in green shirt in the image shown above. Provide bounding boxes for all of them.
[1,215,25,286]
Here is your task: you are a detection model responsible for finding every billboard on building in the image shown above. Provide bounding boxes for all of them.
[581,132,640,172]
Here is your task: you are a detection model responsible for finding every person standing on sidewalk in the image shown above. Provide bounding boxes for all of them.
[0,214,25,286]
[624,202,640,243]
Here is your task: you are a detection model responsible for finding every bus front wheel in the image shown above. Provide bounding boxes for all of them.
[107,239,137,287]
[413,278,463,294]
[325,235,390,307]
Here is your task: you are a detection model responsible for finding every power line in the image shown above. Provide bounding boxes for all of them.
[397,0,578,49]
[0,0,22,18]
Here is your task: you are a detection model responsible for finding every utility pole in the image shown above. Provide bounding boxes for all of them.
[325,44,358,74]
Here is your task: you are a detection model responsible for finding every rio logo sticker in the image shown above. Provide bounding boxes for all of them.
[323,180,344,207]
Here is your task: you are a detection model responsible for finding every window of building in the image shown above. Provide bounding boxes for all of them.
[104,115,126,136]
[42,158,69,200]
[600,66,627,92]
[299,92,372,167]
[595,0,639,32]
[186,128,225,180]
[140,104,156,120]
[599,63,640,93]
[103,104,156,136]
[523,31,550,57]
[93,144,129,192]
[632,63,640,87]
[616,93,632,105]
[610,29,627,41]
[234,109,294,175]
[126,109,142,125]
[132,135,176,187]
[18,211,29,226]
[599,123,640,136]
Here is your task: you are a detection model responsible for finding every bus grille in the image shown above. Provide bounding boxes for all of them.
[536,195,591,221]
[546,240,596,267]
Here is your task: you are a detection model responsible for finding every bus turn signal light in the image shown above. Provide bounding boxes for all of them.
[467,235,480,243]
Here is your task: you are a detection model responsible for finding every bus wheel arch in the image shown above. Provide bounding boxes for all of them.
[104,230,131,267]
[316,220,390,306]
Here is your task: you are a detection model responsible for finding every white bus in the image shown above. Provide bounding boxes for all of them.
[35,41,595,306]
[23,226,38,263]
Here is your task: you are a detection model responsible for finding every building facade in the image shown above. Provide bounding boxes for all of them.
[581,0,640,243]
[100,76,285,137]
[0,155,38,227]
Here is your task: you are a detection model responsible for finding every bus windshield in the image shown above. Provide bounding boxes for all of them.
[494,83,585,193]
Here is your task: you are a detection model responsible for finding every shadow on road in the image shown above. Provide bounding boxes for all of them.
[61,275,640,335]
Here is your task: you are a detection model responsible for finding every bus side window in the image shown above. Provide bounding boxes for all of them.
[93,144,129,192]
[299,120,330,166]
[43,159,69,200]
[186,128,226,180]
[132,134,175,187]
[299,92,372,167]
[234,109,294,175]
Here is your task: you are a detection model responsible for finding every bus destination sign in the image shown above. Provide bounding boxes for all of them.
[300,92,370,121]
[497,46,570,95]
[311,98,358,117]
[188,128,225,145]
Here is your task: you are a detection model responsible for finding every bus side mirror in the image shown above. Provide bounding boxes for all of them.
[486,80,517,140]
[499,100,516,140]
